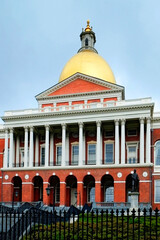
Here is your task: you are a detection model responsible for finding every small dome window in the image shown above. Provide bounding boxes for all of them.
[85,38,89,46]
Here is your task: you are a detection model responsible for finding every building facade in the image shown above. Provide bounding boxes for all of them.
[0,21,160,209]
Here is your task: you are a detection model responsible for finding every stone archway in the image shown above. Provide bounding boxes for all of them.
[66,175,77,206]
[101,174,114,202]
[12,176,22,202]
[83,175,95,204]
[48,175,60,206]
[33,176,43,202]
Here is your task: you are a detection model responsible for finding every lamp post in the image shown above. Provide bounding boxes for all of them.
[74,191,81,209]
[46,185,55,212]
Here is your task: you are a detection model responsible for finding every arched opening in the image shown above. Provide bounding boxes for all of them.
[33,176,43,202]
[12,176,22,202]
[85,38,89,46]
[101,174,114,202]
[83,175,95,204]
[66,175,77,206]
[126,174,132,202]
[155,141,160,165]
[48,176,60,206]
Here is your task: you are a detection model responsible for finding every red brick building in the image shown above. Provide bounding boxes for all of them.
[0,21,160,209]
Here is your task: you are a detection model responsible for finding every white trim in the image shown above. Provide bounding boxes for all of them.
[114,181,125,183]
[126,142,139,164]
[95,181,101,183]
[77,181,83,184]
[22,182,34,185]
[3,182,13,185]
[139,180,152,183]
[152,173,160,175]
[0,176,2,178]
[60,182,66,184]
[154,141,160,166]
[43,182,49,184]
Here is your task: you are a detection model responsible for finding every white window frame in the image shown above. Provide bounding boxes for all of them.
[154,141,160,166]
[87,141,96,164]
[56,144,62,166]
[104,141,114,164]
[40,144,45,166]
[126,142,138,164]
[71,142,79,165]
[155,180,160,203]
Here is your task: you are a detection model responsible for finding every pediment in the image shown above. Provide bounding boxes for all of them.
[36,73,124,100]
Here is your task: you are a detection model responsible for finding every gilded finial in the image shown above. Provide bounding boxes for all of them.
[85,20,91,32]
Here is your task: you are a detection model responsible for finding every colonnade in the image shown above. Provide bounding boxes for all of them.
[3,117,151,168]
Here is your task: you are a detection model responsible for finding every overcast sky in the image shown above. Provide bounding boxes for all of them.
[0,0,160,123]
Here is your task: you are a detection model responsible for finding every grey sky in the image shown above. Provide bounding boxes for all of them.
[0,0,160,123]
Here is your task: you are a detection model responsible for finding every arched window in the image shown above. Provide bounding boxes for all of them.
[155,141,160,165]
[85,38,89,46]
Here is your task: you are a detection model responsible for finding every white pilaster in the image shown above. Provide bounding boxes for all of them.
[16,135,20,167]
[29,126,34,167]
[121,119,125,164]
[79,122,83,166]
[50,132,54,166]
[96,121,101,166]
[4,129,9,168]
[140,118,144,164]
[24,127,28,167]
[146,118,151,163]
[45,125,50,167]
[115,120,119,165]
[35,134,39,167]
[62,123,66,167]
[9,128,13,168]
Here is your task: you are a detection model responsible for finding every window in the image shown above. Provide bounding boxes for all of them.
[88,144,96,164]
[155,180,160,203]
[72,145,79,165]
[127,129,137,136]
[40,146,45,166]
[85,38,88,46]
[105,187,114,202]
[88,187,95,203]
[56,145,62,165]
[105,143,114,164]
[55,185,60,203]
[20,148,25,167]
[105,130,114,138]
[127,144,137,164]
[155,141,160,165]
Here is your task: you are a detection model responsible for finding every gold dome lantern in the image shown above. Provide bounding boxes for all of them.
[59,21,116,84]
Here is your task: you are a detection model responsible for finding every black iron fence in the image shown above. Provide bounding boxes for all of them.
[0,207,160,240]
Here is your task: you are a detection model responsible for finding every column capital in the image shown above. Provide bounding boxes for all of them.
[45,124,50,131]
[146,117,151,124]
[29,126,34,131]
[4,128,9,133]
[24,126,29,131]
[78,122,83,128]
[9,127,14,133]
[140,117,145,124]
[61,123,66,129]
[114,119,119,125]
[121,119,126,125]
[96,120,101,127]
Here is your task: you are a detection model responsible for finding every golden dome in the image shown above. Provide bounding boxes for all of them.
[59,50,116,84]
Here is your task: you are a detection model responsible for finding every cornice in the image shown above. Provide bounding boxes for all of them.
[2,102,154,123]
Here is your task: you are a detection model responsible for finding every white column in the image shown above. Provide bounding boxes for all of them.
[29,126,34,167]
[79,122,83,166]
[45,125,50,167]
[121,119,125,164]
[96,121,101,165]
[146,117,151,163]
[16,135,20,167]
[50,132,54,166]
[62,123,66,166]
[140,118,144,164]
[35,134,39,167]
[115,119,119,165]
[24,127,28,167]
[9,128,13,168]
[4,129,9,168]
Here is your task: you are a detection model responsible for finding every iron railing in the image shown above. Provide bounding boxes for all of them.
[0,207,160,239]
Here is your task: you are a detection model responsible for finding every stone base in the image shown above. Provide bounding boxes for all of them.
[128,192,140,215]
